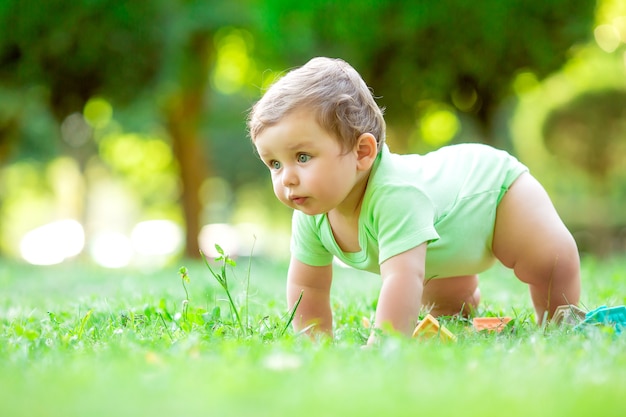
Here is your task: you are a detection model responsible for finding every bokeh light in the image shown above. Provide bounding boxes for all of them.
[89,232,133,269]
[61,113,92,147]
[199,223,241,258]
[20,220,85,265]
[131,220,183,256]
[83,97,113,129]
[594,23,621,52]
[419,103,460,147]
[212,28,254,94]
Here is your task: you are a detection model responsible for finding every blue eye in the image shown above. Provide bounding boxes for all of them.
[298,154,311,163]
[270,160,281,169]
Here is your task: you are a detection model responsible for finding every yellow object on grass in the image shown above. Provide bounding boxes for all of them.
[412,314,457,343]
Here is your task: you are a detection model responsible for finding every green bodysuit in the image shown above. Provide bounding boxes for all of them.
[290,143,529,279]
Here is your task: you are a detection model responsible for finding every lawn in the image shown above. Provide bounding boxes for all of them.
[1,254,625,417]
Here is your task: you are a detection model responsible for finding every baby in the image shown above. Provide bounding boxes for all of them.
[247,57,581,343]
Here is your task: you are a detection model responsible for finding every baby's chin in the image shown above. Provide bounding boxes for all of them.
[288,204,326,216]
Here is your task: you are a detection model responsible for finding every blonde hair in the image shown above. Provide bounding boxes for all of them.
[247,57,386,152]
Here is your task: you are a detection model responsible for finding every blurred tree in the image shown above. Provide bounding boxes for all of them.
[0,0,169,257]
[0,0,602,259]
[0,0,250,258]
[543,89,626,182]
[543,89,626,254]
[0,91,20,163]
[0,0,165,121]
[253,0,596,149]
[158,1,250,257]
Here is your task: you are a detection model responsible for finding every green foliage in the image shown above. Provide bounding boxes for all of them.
[254,0,596,138]
[543,89,626,181]
[0,0,612,261]
[1,0,598,161]
[0,0,167,118]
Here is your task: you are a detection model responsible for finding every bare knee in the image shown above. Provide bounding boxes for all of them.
[515,233,580,285]
[508,233,581,321]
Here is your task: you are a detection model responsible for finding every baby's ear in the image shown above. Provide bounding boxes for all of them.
[355,133,378,171]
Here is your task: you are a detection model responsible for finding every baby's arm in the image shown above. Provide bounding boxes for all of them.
[287,256,333,337]
[371,243,427,343]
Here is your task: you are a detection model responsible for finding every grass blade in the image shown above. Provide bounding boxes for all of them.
[280,290,303,337]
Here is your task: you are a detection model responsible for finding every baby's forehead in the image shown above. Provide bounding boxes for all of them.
[258,137,315,151]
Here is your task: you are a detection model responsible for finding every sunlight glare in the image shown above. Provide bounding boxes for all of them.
[213,28,254,94]
[420,104,459,146]
[513,71,540,96]
[83,97,113,129]
[20,220,85,265]
[131,220,183,256]
[199,223,240,258]
[614,16,626,43]
[594,23,621,52]
[90,232,133,268]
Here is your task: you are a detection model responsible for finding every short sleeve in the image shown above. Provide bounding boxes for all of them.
[290,211,334,266]
[366,184,440,265]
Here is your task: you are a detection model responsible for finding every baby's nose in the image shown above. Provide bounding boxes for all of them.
[281,166,298,186]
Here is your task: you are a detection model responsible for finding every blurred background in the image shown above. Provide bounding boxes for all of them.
[0,0,625,269]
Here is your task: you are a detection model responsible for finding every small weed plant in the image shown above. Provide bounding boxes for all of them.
[168,244,301,342]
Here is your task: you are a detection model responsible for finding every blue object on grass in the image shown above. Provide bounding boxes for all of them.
[574,305,626,335]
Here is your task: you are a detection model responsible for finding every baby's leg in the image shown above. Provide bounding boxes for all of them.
[492,172,580,323]
[422,275,480,317]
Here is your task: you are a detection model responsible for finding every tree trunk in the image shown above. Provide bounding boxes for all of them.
[167,105,207,258]
[164,33,213,258]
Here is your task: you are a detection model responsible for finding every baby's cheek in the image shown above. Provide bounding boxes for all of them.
[272,185,287,203]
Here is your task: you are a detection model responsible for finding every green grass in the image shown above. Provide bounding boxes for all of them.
[1,254,625,417]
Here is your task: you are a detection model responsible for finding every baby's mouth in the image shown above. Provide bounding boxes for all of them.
[289,195,307,205]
